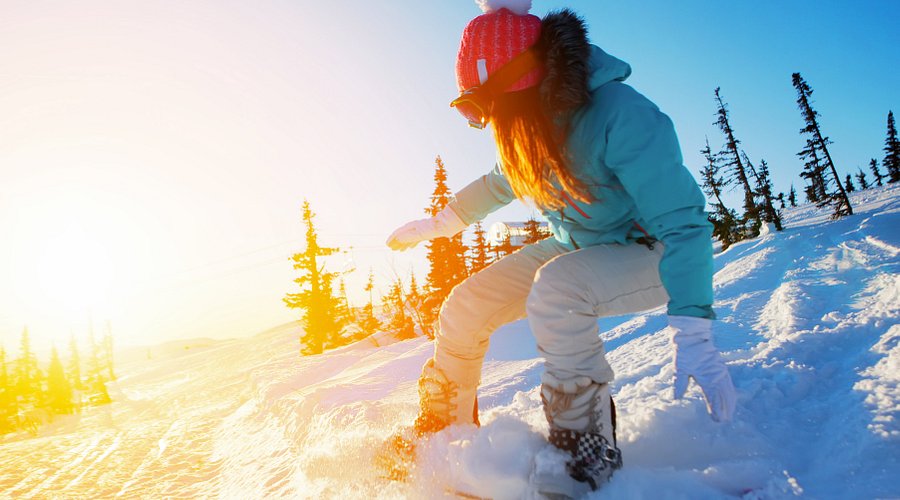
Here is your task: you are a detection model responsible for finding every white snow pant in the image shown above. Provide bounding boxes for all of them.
[434,238,668,390]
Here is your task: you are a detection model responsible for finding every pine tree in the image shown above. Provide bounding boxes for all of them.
[405,271,430,338]
[384,278,415,341]
[869,159,884,186]
[284,200,342,355]
[884,111,900,183]
[700,139,741,249]
[855,168,869,190]
[469,221,491,274]
[788,185,798,207]
[792,72,852,218]
[494,232,515,259]
[799,145,827,203]
[424,156,469,329]
[103,322,116,382]
[844,174,855,192]
[86,323,111,405]
[15,327,43,407]
[358,268,382,339]
[0,346,16,433]
[754,159,783,230]
[777,193,786,209]
[714,87,761,235]
[46,347,74,415]
[67,333,83,411]
[523,215,550,245]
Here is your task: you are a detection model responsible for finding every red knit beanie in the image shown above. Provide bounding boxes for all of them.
[456,1,544,93]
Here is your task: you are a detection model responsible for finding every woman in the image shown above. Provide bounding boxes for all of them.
[386,1,735,495]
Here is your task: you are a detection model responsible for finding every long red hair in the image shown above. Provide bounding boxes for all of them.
[491,87,590,211]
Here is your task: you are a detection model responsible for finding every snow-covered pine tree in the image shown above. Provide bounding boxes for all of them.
[469,221,491,274]
[284,200,342,355]
[792,72,852,217]
[855,168,869,190]
[869,159,884,187]
[700,138,741,249]
[884,111,900,183]
[714,87,761,236]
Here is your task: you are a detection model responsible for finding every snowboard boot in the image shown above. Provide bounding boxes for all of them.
[377,358,479,481]
[413,357,480,434]
[532,373,622,498]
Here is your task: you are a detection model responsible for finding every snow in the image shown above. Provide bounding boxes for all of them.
[1,185,899,499]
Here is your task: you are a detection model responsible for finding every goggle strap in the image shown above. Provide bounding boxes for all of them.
[478,48,541,99]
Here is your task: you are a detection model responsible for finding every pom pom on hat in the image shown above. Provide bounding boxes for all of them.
[475,0,532,15]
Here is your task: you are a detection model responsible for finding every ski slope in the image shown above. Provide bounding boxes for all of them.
[1,185,898,499]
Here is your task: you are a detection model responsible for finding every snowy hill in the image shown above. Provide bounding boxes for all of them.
[1,185,898,499]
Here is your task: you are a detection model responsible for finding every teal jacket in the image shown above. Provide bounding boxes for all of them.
[448,46,714,319]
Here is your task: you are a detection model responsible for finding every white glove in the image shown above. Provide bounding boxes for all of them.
[670,315,736,422]
[386,206,468,251]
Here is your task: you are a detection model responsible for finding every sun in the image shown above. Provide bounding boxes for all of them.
[24,224,114,321]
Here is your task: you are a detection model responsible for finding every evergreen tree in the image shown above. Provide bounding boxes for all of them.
[384,278,415,341]
[103,322,116,382]
[869,158,884,186]
[855,168,869,190]
[358,268,382,339]
[754,159,783,230]
[15,327,43,407]
[714,87,761,235]
[799,145,827,203]
[0,346,16,433]
[792,72,852,217]
[788,184,798,207]
[884,111,900,183]
[494,232,515,259]
[86,323,111,405]
[46,347,74,415]
[777,192,786,209]
[67,333,83,411]
[284,200,342,355]
[523,215,550,245]
[469,221,491,274]
[844,174,855,193]
[405,271,430,338]
[699,139,741,249]
[424,156,469,328]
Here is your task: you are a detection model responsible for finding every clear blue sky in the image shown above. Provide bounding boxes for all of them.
[1,1,897,347]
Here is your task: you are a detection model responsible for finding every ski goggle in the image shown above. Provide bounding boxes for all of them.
[450,48,541,130]
[450,89,494,129]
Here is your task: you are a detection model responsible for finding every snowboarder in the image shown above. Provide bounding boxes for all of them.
[386,1,736,496]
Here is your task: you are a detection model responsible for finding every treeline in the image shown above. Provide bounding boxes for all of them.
[703,72,899,250]
[0,324,116,436]
[284,156,550,355]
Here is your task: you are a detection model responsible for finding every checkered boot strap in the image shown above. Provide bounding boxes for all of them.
[548,427,623,490]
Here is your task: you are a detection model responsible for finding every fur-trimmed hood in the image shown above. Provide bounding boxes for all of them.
[537,9,632,115]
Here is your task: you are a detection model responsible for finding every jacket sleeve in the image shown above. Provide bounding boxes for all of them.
[602,89,715,319]
[447,163,517,224]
